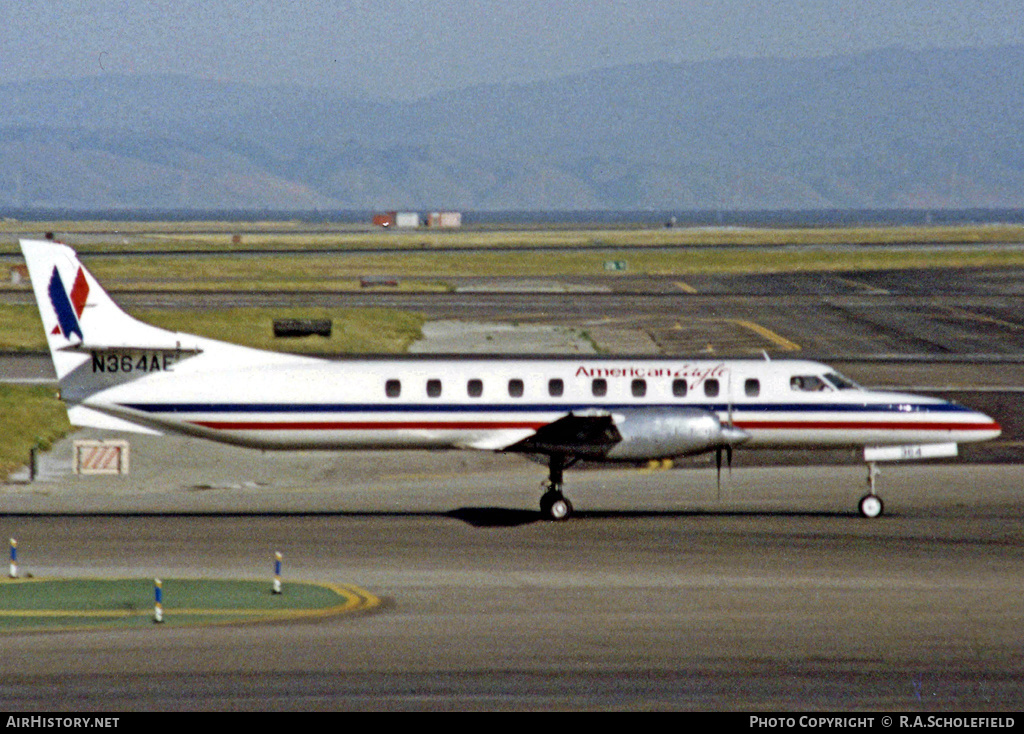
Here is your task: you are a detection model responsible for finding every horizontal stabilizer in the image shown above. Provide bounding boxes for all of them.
[59,344,203,355]
[67,405,164,436]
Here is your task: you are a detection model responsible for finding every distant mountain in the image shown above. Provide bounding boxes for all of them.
[1,46,1023,211]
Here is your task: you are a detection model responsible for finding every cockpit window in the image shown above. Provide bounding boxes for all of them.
[790,375,830,392]
[823,372,861,390]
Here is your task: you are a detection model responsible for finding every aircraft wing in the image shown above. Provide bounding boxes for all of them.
[506,413,620,456]
[454,413,619,454]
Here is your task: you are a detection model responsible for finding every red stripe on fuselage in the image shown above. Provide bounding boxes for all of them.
[192,420,549,431]
[734,420,1001,432]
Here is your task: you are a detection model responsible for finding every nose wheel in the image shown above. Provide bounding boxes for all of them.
[858,462,885,518]
[858,493,884,518]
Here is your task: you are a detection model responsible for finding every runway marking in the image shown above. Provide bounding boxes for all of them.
[674,281,699,293]
[730,320,802,352]
[832,276,891,295]
[663,318,800,354]
[939,306,1024,332]
[889,386,1024,393]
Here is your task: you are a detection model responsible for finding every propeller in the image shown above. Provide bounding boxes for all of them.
[715,444,734,498]
[716,371,745,499]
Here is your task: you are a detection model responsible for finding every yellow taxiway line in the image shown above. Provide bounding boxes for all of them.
[730,319,802,352]
[0,579,380,623]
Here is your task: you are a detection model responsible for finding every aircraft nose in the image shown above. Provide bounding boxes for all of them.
[980,410,1002,439]
[962,405,1002,441]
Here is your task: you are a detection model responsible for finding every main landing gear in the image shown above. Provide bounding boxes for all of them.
[858,462,885,518]
[539,454,576,521]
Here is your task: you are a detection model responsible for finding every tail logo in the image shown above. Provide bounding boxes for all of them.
[47,266,89,342]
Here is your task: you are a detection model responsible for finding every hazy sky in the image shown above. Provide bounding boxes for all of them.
[3,0,1022,98]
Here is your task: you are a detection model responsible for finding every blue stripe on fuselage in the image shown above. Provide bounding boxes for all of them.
[120,401,972,415]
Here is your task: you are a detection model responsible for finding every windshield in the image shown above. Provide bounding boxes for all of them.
[823,372,861,390]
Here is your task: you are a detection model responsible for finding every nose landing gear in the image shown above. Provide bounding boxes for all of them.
[858,462,885,518]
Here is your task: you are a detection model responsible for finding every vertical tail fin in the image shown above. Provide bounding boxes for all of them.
[20,239,189,381]
[20,239,307,436]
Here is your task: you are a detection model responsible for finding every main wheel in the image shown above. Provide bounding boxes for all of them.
[858,493,884,518]
[540,492,573,521]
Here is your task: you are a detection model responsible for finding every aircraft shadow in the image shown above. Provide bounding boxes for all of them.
[0,508,858,526]
[445,507,544,527]
[446,506,854,527]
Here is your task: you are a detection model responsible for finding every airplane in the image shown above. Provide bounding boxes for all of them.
[19,238,1002,521]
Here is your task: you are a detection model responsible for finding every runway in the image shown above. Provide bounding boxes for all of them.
[2,264,1024,710]
[2,462,1024,710]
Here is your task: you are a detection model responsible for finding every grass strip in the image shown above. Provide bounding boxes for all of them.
[0,384,70,479]
[0,578,379,630]
[136,307,427,354]
[0,305,426,354]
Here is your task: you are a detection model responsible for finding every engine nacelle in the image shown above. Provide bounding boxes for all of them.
[603,407,749,461]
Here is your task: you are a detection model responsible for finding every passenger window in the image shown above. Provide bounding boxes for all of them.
[385,379,401,398]
[745,378,760,397]
[467,379,483,398]
[427,379,442,398]
[508,379,524,398]
[632,379,647,397]
[592,379,607,397]
[704,379,719,397]
[548,378,564,397]
[673,379,687,397]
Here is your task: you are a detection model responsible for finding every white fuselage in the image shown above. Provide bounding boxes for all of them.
[81,355,1002,454]
[20,237,1004,520]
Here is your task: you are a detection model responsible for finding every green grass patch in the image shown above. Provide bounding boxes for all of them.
[0,304,426,354]
[0,385,70,480]
[0,305,47,351]
[136,307,427,354]
[0,578,379,630]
